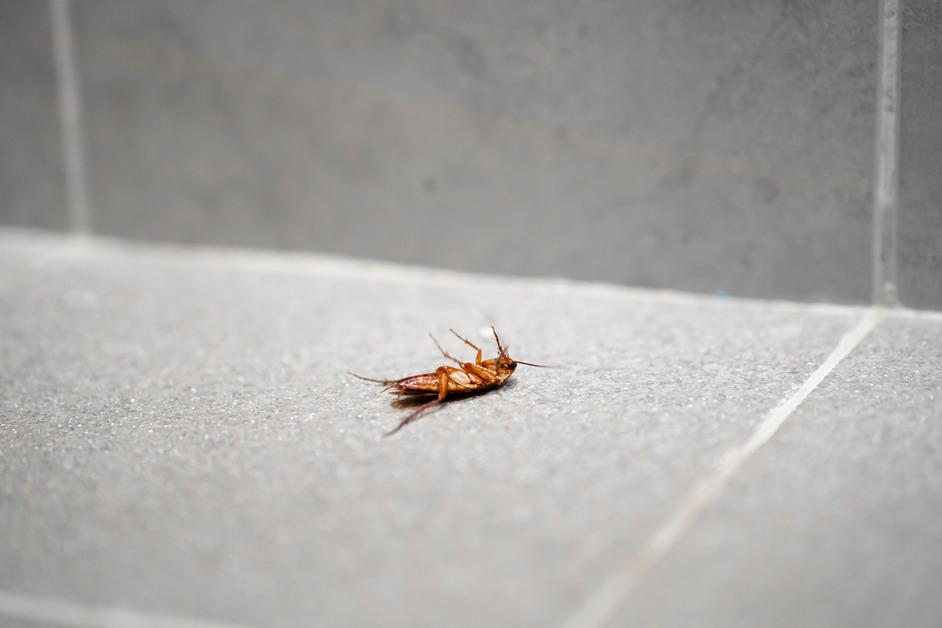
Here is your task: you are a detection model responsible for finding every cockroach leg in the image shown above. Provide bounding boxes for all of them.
[458,368,484,387]
[490,326,505,356]
[449,328,483,363]
[385,368,450,437]
[429,334,464,367]
[435,367,451,401]
[464,362,499,386]
[384,398,442,437]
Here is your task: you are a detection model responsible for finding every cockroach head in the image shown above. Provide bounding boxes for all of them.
[497,354,517,371]
[497,352,548,371]
[491,326,549,370]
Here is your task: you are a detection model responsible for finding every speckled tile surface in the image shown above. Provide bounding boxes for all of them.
[614,316,942,628]
[0,229,936,628]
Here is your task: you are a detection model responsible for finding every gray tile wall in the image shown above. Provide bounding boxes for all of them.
[72,0,878,304]
[899,1,942,310]
[3,0,938,308]
[0,0,67,231]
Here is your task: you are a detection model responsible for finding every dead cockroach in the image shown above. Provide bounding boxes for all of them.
[349,326,547,437]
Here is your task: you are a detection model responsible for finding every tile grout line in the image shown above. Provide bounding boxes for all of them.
[558,308,885,628]
[50,0,92,234]
[69,232,942,321]
[4,226,942,320]
[0,590,255,628]
[872,0,901,305]
[0,227,894,319]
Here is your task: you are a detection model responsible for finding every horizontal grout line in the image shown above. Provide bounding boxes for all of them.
[2,226,942,321]
[0,227,888,315]
[0,590,254,628]
[558,309,884,628]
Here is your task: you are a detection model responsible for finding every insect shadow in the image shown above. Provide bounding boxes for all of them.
[350,327,546,437]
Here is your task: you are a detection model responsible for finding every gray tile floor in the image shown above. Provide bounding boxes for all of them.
[1,228,940,628]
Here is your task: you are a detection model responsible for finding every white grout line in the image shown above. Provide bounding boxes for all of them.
[872,0,900,306]
[558,309,885,628]
[4,225,942,321]
[0,590,255,628]
[60,232,942,320]
[50,0,92,234]
[0,226,880,319]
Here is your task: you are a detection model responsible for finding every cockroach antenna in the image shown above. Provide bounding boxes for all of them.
[515,360,551,368]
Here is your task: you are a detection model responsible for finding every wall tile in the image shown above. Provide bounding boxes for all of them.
[899,1,942,309]
[77,0,878,302]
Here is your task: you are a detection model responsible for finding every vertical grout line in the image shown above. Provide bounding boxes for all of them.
[873,0,901,305]
[50,0,91,234]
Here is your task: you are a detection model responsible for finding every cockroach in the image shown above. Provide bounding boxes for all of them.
[349,326,547,437]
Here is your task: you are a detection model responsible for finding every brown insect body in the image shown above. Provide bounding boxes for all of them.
[350,327,544,436]
[392,358,515,395]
